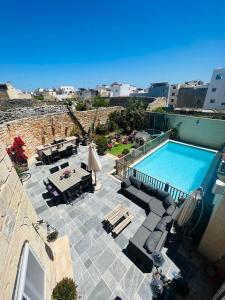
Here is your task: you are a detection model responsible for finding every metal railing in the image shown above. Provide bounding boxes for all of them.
[116,129,171,176]
[115,130,189,200]
[127,167,189,200]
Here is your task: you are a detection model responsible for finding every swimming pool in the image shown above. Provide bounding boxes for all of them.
[133,141,216,193]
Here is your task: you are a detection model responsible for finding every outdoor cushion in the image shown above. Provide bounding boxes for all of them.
[151,189,170,201]
[142,212,161,231]
[141,182,154,195]
[165,205,176,216]
[163,196,175,209]
[144,231,162,254]
[125,185,139,196]
[135,190,152,206]
[132,225,151,246]
[121,177,131,188]
[155,216,172,232]
[148,198,166,217]
[129,176,141,190]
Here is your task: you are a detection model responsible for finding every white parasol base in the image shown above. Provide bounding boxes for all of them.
[94,182,101,191]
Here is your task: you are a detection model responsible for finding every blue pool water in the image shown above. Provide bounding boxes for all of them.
[133,141,216,193]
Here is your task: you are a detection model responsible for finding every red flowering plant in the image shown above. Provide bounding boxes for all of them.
[6,136,28,166]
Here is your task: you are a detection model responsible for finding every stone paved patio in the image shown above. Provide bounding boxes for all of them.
[24,145,178,300]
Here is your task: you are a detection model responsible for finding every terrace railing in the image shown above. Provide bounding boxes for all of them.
[116,129,172,177]
[115,130,189,200]
[127,167,189,201]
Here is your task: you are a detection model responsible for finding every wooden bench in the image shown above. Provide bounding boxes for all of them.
[108,207,128,226]
[112,214,134,236]
[104,204,122,221]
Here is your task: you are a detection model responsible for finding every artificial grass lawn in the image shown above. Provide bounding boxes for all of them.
[107,143,134,156]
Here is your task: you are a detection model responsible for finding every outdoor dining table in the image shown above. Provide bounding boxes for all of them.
[47,166,90,202]
[42,142,74,163]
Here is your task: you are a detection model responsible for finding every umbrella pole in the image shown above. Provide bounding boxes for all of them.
[94,171,97,186]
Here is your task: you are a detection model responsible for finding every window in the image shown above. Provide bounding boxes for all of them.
[212,88,216,92]
[221,103,225,106]
[172,93,175,96]
[210,99,215,103]
[170,99,174,103]
[173,86,176,89]
[15,243,45,300]
[216,74,223,80]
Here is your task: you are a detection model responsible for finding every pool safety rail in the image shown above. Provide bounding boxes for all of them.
[115,130,189,200]
[116,129,171,177]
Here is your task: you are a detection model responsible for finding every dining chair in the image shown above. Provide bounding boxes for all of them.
[49,166,60,174]
[51,150,60,163]
[60,162,69,169]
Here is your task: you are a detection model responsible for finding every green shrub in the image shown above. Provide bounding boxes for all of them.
[95,135,108,155]
[76,101,87,111]
[122,148,130,156]
[95,124,108,135]
[52,277,77,300]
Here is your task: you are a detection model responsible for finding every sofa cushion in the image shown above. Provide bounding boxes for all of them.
[121,177,131,188]
[125,185,139,196]
[142,212,161,231]
[148,198,166,217]
[135,190,151,206]
[141,182,154,195]
[129,176,141,190]
[165,205,176,216]
[132,225,151,246]
[163,196,174,209]
[155,215,172,232]
[144,231,162,254]
[151,189,170,201]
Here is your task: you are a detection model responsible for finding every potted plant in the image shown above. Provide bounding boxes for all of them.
[6,136,28,172]
[63,169,71,178]
[52,277,77,300]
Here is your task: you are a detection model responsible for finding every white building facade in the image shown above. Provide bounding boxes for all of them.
[60,86,76,95]
[203,68,225,110]
[110,83,136,97]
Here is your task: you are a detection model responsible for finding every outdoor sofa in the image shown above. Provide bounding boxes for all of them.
[121,175,179,272]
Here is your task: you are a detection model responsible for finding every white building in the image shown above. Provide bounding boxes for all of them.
[60,86,76,95]
[96,85,111,97]
[203,68,225,110]
[110,82,136,97]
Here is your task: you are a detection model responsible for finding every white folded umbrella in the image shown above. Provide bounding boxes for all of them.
[88,143,102,185]
[176,189,202,227]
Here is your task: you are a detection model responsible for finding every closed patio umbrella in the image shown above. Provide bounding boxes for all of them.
[88,143,102,187]
[176,188,203,227]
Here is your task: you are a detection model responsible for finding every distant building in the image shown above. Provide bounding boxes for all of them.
[96,85,111,97]
[0,82,31,100]
[147,82,169,98]
[77,88,98,100]
[59,86,76,95]
[203,68,225,110]
[168,80,205,108]
[110,83,136,97]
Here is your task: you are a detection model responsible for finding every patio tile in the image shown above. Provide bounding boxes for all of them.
[120,265,144,298]
[87,279,111,300]
[84,258,92,269]
[95,248,116,275]
[77,271,95,299]
[114,233,128,249]
[88,262,102,284]
[87,240,103,261]
[74,232,93,255]
[35,204,48,214]
[109,258,127,283]
[138,278,153,300]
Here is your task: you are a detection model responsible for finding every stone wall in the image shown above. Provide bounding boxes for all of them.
[0,106,122,158]
[0,112,82,158]
[0,140,55,299]
[74,106,122,132]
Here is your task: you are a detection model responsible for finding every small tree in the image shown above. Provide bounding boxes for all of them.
[92,97,109,108]
[6,136,28,165]
[52,277,77,300]
[95,135,108,155]
[76,101,87,111]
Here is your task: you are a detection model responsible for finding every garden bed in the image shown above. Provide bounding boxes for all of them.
[107,143,134,157]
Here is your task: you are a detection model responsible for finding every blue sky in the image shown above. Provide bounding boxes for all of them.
[0,0,225,90]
